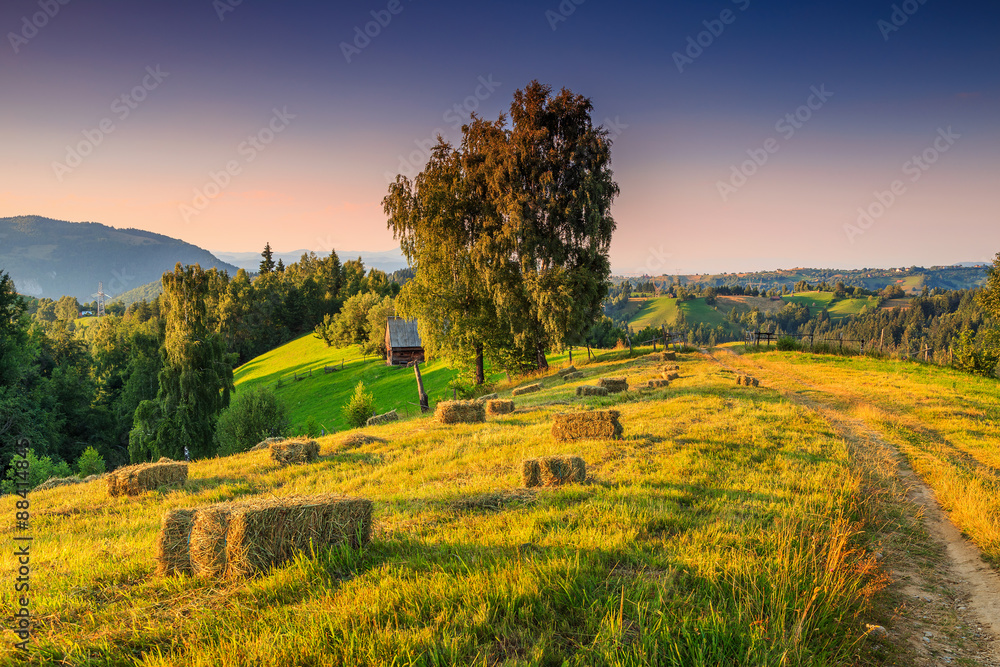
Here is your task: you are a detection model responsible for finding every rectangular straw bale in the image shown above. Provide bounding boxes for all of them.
[522,456,586,487]
[189,505,236,577]
[435,400,486,424]
[661,372,679,381]
[661,364,680,371]
[552,410,623,441]
[576,385,609,397]
[750,377,760,387]
[736,375,745,385]
[562,371,584,381]
[596,377,628,393]
[511,383,542,397]
[366,410,399,426]
[662,351,677,361]
[485,399,515,416]
[225,495,373,578]
[647,379,671,388]
[557,365,577,377]
[107,461,188,497]
[476,393,499,402]
[156,509,197,576]
[270,440,320,465]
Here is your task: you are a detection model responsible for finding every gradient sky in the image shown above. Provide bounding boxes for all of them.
[1,0,997,275]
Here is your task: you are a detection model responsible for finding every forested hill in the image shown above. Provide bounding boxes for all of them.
[623,265,990,294]
[0,215,238,301]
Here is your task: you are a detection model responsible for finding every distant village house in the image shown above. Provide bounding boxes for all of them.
[385,317,424,366]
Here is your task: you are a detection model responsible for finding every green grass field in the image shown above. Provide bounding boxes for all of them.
[234,333,499,433]
[782,291,836,315]
[11,345,997,664]
[626,297,678,329]
[825,296,880,321]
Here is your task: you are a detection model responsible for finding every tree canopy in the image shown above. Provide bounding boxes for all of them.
[384,81,618,377]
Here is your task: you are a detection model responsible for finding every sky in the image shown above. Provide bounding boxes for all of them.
[0,0,997,275]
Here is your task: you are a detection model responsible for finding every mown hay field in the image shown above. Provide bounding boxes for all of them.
[4,347,984,665]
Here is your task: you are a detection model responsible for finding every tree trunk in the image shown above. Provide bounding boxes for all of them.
[413,362,429,413]
[475,343,485,385]
[536,344,548,371]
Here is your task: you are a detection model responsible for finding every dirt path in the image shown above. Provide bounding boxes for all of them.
[702,348,1000,665]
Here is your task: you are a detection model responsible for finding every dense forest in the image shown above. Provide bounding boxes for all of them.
[0,247,399,483]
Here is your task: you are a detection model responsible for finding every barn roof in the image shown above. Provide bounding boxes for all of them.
[386,317,422,349]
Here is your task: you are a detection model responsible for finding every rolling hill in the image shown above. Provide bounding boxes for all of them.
[0,215,238,301]
[4,347,1000,664]
[233,333,513,433]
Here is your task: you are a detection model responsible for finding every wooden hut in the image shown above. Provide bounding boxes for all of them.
[385,317,424,366]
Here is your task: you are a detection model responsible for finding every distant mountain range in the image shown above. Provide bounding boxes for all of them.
[212,248,409,274]
[0,216,238,301]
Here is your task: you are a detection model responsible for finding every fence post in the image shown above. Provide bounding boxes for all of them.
[568,347,573,365]
[587,345,592,361]
[627,335,632,355]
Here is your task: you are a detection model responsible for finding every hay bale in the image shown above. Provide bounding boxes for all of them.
[661,364,680,371]
[736,375,745,386]
[340,433,385,448]
[562,371,584,381]
[107,462,188,497]
[557,365,577,377]
[575,385,608,397]
[551,410,623,441]
[34,476,81,492]
[522,456,586,487]
[751,377,760,387]
[189,505,235,577]
[476,393,499,402]
[436,400,486,424]
[661,372,679,381]
[647,379,671,389]
[366,410,399,427]
[597,377,628,393]
[157,457,172,463]
[511,383,542,397]
[270,440,320,465]
[662,351,677,361]
[250,437,285,452]
[486,399,515,416]
[225,495,373,578]
[81,474,105,483]
[156,509,196,576]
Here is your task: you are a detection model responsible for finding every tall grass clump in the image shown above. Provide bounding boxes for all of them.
[342,381,376,428]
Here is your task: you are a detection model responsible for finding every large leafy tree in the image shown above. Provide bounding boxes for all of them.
[384,81,618,375]
[385,139,501,382]
[129,264,236,462]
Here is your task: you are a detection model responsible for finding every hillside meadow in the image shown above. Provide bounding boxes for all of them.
[2,346,996,665]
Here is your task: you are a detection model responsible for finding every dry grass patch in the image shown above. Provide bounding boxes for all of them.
[339,433,386,449]
[485,399,515,416]
[436,400,487,424]
[449,489,536,512]
[552,410,623,441]
[511,383,542,396]
[366,410,399,426]
[107,461,188,497]
[596,377,628,393]
[521,456,586,487]
[270,440,320,465]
